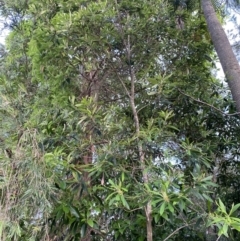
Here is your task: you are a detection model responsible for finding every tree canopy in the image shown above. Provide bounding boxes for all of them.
[0,0,240,241]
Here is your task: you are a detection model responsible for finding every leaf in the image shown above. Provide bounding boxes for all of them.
[230,217,240,223]
[120,195,130,209]
[161,212,169,221]
[72,171,81,182]
[70,221,78,234]
[87,219,94,228]
[159,202,166,216]
[154,214,160,223]
[56,209,63,220]
[63,205,69,214]
[108,179,115,186]
[202,193,213,202]
[222,223,229,236]
[57,179,66,190]
[69,206,80,218]
[178,200,186,211]
[81,224,87,238]
[231,222,240,232]
[109,197,116,206]
[144,183,151,191]
[201,176,213,182]
[168,203,174,213]
[208,216,225,226]
[167,125,179,131]
[218,199,227,214]
[229,203,240,216]
[121,172,125,182]
[105,192,116,202]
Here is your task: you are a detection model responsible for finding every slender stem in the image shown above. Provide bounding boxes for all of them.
[163,224,190,241]
[216,235,222,241]
[125,32,153,241]
[178,88,240,116]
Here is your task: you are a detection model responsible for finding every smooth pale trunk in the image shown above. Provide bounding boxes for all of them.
[201,0,240,113]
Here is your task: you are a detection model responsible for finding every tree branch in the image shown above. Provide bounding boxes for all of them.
[178,88,240,116]
[163,223,192,241]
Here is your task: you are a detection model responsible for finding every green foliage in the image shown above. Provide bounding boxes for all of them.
[208,199,240,238]
[0,0,240,240]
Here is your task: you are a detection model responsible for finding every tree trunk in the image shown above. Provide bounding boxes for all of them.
[128,66,153,241]
[201,0,240,112]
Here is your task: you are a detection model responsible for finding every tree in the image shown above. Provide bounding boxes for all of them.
[201,0,240,113]
[1,0,240,241]
[169,0,240,112]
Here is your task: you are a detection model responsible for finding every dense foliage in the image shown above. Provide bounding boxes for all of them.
[0,0,240,241]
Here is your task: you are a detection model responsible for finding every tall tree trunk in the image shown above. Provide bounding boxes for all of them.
[128,68,153,241]
[201,0,240,112]
[119,31,153,241]
[80,64,102,241]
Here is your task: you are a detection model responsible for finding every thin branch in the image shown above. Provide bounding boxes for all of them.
[116,73,131,99]
[178,88,240,116]
[163,223,193,241]
[216,234,222,241]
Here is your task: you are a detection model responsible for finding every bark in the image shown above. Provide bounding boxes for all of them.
[128,68,153,241]
[80,64,102,240]
[118,65,153,240]
[117,12,153,239]
[129,71,153,241]
[201,0,240,112]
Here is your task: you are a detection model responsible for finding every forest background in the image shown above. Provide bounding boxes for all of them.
[1,0,240,241]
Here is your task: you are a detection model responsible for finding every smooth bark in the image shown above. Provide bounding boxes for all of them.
[120,33,153,241]
[201,0,240,112]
